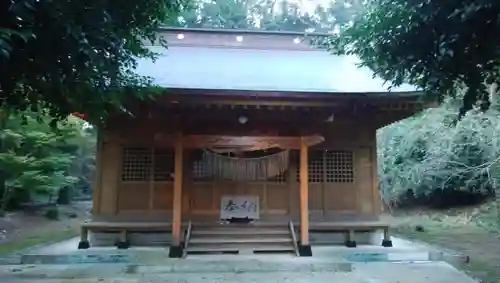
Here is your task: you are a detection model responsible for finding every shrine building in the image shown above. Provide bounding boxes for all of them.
[78,27,429,258]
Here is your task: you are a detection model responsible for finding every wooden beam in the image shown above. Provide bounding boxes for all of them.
[107,134,325,149]
[159,87,423,101]
[161,135,324,149]
[171,133,184,247]
[299,137,309,246]
[172,98,340,107]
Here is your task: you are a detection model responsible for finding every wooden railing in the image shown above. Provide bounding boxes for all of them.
[288,219,299,256]
[182,220,193,258]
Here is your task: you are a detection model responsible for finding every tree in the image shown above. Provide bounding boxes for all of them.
[174,0,362,32]
[327,0,500,116]
[378,96,500,209]
[1,0,190,123]
[57,118,97,203]
[0,112,86,214]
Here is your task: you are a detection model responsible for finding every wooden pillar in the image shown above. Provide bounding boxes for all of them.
[148,146,155,211]
[91,132,103,215]
[371,142,382,215]
[169,133,184,258]
[298,137,312,256]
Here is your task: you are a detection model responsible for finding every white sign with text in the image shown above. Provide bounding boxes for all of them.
[220,195,260,220]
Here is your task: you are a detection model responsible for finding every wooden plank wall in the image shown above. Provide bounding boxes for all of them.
[94,122,380,221]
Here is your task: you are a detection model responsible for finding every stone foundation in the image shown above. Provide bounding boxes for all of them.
[90,231,379,247]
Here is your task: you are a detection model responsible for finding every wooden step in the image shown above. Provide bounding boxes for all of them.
[193,225,289,230]
[194,223,288,229]
[192,229,289,236]
[189,237,293,244]
[191,234,289,240]
[187,243,295,254]
[185,223,297,256]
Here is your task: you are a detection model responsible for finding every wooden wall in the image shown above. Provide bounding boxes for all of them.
[92,120,381,221]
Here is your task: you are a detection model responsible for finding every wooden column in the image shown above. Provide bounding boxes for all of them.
[148,146,155,211]
[91,132,103,215]
[169,133,184,258]
[298,137,312,256]
[371,143,382,215]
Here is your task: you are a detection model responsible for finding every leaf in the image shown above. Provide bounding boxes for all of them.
[327,0,500,116]
[1,0,190,122]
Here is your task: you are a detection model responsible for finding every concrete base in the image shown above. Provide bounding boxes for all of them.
[116,241,130,249]
[310,231,378,245]
[382,239,393,247]
[297,243,312,257]
[168,245,184,258]
[0,261,479,283]
[345,240,357,248]
[89,231,379,247]
[78,241,90,250]
[90,231,172,247]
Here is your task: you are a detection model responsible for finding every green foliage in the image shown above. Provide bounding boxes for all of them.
[0,112,95,213]
[173,0,362,32]
[378,96,500,207]
[60,117,96,200]
[1,0,190,123]
[327,0,500,115]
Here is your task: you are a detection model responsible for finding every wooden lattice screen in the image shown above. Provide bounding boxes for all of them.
[121,147,354,183]
[121,147,290,183]
[296,150,354,183]
[121,147,151,181]
[267,171,287,183]
[325,150,354,183]
[121,147,174,182]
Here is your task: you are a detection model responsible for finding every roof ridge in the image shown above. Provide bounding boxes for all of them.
[158,26,333,37]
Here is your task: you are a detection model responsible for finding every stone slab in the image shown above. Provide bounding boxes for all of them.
[21,254,135,265]
[0,262,477,283]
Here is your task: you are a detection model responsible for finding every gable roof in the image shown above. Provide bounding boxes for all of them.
[135,28,419,95]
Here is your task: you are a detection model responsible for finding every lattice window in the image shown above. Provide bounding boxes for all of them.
[194,159,215,180]
[121,147,152,181]
[267,170,287,183]
[325,150,354,183]
[296,150,324,183]
[154,148,174,181]
[193,160,203,178]
[191,150,211,181]
[295,150,355,183]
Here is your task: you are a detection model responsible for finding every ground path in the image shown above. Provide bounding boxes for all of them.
[0,261,476,283]
[0,241,478,283]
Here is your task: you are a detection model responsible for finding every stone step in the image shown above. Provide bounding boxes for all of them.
[2,258,353,273]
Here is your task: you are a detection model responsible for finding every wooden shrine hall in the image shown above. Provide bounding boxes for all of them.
[78,27,430,258]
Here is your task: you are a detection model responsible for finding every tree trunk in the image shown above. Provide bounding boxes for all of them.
[0,108,10,216]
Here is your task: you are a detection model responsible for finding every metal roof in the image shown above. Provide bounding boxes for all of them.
[135,46,419,94]
[157,26,333,36]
